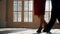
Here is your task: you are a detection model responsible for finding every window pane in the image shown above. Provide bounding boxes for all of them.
[50,0,52,11]
[45,12,50,22]
[14,0,17,3]
[13,1,18,11]
[29,12,33,22]
[45,0,52,11]
[13,0,22,22]
[13,12,17,22]
[24,1,29,11]
[45,0,52,23]
[18,1,22,11]
[24,12,29,22]
[29,0,33,11]
[18,12,22,22]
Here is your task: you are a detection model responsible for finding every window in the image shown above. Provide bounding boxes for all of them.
[45,0,59,23]
[24,0,33,22]
[13,0,22,22]
[13,0,33,22]
[45,0,52,22]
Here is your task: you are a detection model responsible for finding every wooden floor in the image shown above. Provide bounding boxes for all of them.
[0,28,60,34]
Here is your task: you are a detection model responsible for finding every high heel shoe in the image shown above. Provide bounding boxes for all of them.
[37,27,42,33]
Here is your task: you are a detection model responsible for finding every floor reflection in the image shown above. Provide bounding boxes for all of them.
[0,28,60,34]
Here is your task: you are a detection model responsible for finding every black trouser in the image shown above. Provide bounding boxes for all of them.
[43,0,60,32]
[43,11,60,32]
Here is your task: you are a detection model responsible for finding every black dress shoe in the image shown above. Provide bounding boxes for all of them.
[37,30,41,33]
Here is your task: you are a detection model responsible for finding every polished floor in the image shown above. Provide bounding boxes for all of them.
[0,28,60,34]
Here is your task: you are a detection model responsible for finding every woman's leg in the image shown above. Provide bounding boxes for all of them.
[42,15,47,28]
[37,15,47,33]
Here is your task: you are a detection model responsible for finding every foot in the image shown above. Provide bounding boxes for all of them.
[37,30,41,33]
[37,28,42,33]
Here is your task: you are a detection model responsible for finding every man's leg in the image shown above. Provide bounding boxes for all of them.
[43,12,56,32]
